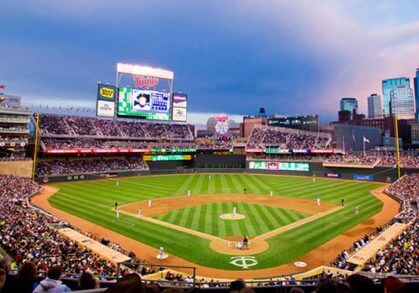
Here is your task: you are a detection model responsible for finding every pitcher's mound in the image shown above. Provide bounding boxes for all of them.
[219,213,245,220]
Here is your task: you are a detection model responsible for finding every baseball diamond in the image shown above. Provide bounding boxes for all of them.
[40,173,391,273]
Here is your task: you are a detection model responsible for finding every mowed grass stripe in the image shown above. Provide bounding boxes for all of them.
[237,202,255,236]
[216,202,227,237]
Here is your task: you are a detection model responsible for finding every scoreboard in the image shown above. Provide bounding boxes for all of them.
[117,87,171,121]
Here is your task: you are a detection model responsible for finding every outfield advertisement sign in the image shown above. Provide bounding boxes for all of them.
[143,155,192,161]
[248,161,309,172]
[324,173,341,178]
[353,174,374,181]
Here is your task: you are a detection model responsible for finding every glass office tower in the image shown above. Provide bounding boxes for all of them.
[390,85,415,120]
[382,77,410,116]
[340,97,358,119]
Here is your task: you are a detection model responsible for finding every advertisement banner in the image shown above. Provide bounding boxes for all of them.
[97,84,116,101]
[248,161,309,171]
[172,107,187,121]
[172,93,187,108]
[324,173,341,178]
[353,174,374,181]
[96,100,115,117]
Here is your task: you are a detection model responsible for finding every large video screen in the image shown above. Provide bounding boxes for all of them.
[118,87,171,120]
[248,161,309,171]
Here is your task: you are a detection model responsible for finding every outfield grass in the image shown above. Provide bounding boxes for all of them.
[48,174,383,270]
[155,202,308,237]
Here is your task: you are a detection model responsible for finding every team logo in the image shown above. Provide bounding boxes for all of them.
[133,76,159,88]
[230,256,258,269]
[99,87,115,99]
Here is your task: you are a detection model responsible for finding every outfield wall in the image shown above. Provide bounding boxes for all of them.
[246,161,418,183]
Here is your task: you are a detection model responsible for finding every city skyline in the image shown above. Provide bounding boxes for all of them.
[1,1,419,123]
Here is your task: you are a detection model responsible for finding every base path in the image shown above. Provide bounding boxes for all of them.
[31,184,399,279]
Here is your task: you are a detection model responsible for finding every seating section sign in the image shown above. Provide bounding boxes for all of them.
[248,161,309,172]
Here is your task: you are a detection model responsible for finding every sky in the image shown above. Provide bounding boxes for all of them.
[1,0,419,124]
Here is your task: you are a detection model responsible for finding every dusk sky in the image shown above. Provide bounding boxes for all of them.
[1,0,419,123]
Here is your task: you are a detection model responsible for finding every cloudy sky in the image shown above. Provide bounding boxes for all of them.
[1,0,419,123]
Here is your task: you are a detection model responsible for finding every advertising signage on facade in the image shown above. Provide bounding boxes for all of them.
[267,115,319,131]
[248,161,309,171]
[97,83,116,101]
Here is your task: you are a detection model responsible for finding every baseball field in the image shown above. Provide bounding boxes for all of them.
[37,173,394,275]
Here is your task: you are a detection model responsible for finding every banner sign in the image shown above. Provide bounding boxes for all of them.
[97,84,116,101]
[248,161,309,171]
[353,174,374,181]
[143,155,192,161]
[45,148,150,154]
[310,149,334,154]
[264,148,291,154]
[324,173,341,178]
[96,100,115,117]
[246,149,264,153]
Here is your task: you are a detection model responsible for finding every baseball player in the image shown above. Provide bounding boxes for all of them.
[148,199,152,208]
[138,208,142,217]
[317,198,320,206]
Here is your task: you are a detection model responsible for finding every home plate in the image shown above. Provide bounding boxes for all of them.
[294,261,307,268]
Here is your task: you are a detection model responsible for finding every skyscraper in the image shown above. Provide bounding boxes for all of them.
[389,85,415,120]
[382,77,410,115]
[340,97,358,119]
[414,68,419,119]
[367,94,382,119]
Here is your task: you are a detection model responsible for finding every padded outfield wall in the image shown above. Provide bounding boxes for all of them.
[246,160,417,183]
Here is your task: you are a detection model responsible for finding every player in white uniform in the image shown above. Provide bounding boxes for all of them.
[355,206,359,214]
[312,175,316,183]
[317,198,320,206]
[116,181,120,187]
[138,208,142,217]
[148,200,152,208]
[116,208,120,219]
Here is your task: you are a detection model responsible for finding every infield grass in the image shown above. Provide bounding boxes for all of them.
[155,202,308,237]
[48,174,383,270]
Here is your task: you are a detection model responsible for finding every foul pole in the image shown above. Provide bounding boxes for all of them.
[32,113,41,180]
[393,115,401,179]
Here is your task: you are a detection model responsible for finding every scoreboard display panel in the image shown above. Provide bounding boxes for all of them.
[117,87,171,120]
[248,161,309,171]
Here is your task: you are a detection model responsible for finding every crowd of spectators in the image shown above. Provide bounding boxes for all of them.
[247,154,328,162]
[246,127,331,150]
[333,173,418,275]
[0,175,118,279]
[40,114,193,140]
[36,157,148,176]
[41,138,196,151]
[324,153,379,166]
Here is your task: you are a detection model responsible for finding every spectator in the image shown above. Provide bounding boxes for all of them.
[0,257,7,292]
[78,271,98,290]
[383,276,405,293]
[8,262,38,293]
[33,265,71,293]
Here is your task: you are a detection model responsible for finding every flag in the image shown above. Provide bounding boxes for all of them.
[0,85,6,89]
[363,136,370,143]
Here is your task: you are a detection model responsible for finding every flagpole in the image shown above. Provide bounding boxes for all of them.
[363,138,365,156]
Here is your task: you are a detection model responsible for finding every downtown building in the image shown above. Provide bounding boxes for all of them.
[367,93,383,119]
[382,77,410,115]
[389,85,415,120]
[414,68,419,119]
[340,97,358,119]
